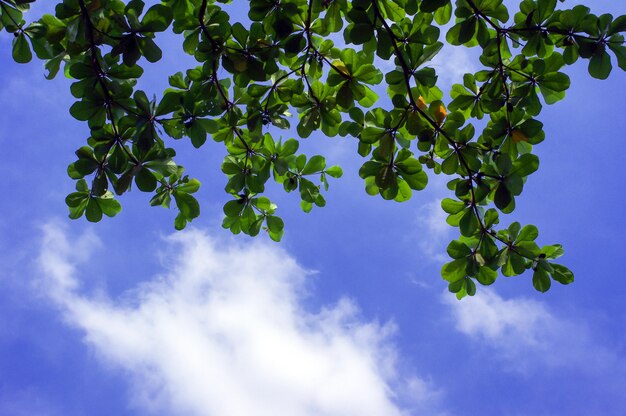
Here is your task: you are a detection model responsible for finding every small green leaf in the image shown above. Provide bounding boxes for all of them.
[254,196,272,211]
[135,167,157,192]
[12,33,32,63]
[550,263,574,284]
[532,268,551,292]
[97,193,122,217]
[174,212,187,230]
[85,198,103,222]
[441,258,467,283]
[441,198,465,214]
[141,4,172,32]
[145,159,177,176]
[278,139,299,157]
[176,179,201,193]
[325,165,343,178]
[541,244,564,259]
[266,215,284,233]
[302,155,326,174]
[589,50,612,80]
[174,192,200,219]
[466,278,476,296]
[476,267,497,285]
[447,240,471,259]
[517,224,539,242]
[459,209,479,236]
[224,199,244,217]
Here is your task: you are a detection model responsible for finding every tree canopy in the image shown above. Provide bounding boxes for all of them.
[2,0,625,298]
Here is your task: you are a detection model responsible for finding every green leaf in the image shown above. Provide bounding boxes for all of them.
[441,198,465,214]
[494,184,513,212]
[254,196,272,211]
[141,37,163,63]
[302,155,326,174]
[476,267,497,285]
[539,72,570,92]
[44,54,64,79]
[511,154,540,177]
[135,167,157,192]
[434,2,453,24]
[502,251,526,276]
[393,179,412,202]
[350,23,374,44]
[589,50,612,80]
[421,0,449,13]
[532,268,551,292]
[145,159,178,176]
[174,212,187,230]
[401,170,428,190]
[76,179,89,192]
[550,263,574,284]
[224,199,245,217]
[447,240,471,259]
[65,192,87,208]
[69,100,100,121]
[466,278,476,296]
[92,172,108,196]
[278,139,299,157]
[97,193,122,217]
[517,224,538,242]
[85,198,103,222]
[174,192,200,219]
[12,33,32,63]
[609,15,626,35]
[459,209,479,237]
[176,178,201,193]
[541,244,564,259]
[325,165,343,178]
[266,215,284,233]
[441,258,467,283]
[141,4,172,32]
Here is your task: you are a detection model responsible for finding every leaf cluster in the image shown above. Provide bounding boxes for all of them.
[3,0,624,297]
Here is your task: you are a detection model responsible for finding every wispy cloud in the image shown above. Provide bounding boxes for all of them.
[413,173,455,266]
[37,222,444,416]
[444,288,626,375]
[414,198,451,265]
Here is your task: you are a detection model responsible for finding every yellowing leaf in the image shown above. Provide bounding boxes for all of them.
[332,60,351,77]
[417,96,427,111]
[434,104,447,125]
[511,130,528,143]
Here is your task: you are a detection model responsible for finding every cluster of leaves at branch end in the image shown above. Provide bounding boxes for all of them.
[442,219,573,299]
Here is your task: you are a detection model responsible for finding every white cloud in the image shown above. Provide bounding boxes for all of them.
[444,288,626,374]
[415,198,451,264]
[37,223,443,416]
[368,38,478,94]
[446,288,553,348]
[0,68,63,110]
[398,376,447,416]
[413,172,456,266]
[430,46,478,91]
[407,174,456,289]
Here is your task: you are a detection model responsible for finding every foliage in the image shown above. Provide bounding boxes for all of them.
[2,0,625,298]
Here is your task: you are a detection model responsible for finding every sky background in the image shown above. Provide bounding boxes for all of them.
[1,1,625,415]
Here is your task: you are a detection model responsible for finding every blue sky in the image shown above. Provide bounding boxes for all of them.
[1,1,626,415]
